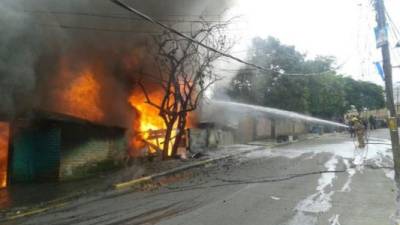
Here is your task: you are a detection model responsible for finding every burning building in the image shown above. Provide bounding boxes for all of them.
[0,0,232,187]
[10,111,126,182]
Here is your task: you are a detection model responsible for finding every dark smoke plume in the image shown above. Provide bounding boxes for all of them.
[0,0,232,124]
[0,1,42,117]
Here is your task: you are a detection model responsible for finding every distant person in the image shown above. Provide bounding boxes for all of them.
[369,115,377,130]
[362,118,369,131]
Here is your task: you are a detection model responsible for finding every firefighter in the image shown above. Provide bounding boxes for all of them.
[346,105,359,138]
[352,116,366,148]
[346,115,355,138]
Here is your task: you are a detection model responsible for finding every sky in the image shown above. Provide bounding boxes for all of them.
[222,0,400,86]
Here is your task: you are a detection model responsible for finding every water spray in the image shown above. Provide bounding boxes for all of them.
[210,100,348,128]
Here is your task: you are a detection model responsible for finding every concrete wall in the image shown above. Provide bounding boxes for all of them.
[255,117,272,139]
[58,122,126,180]
[294,121,306,134]
[237,117,255,143]
[189,127,234,153]
[275,120,294,136]
[188,129,208,153]
[189,117,308,151]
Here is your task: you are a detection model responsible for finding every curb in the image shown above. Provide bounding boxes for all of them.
[112,134,326,190]
[4,202,67,221]
[114,152,257,190]
[0,151,257,222]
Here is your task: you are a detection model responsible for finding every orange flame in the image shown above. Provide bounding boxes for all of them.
[62,70,104,121]
[53,57,104,122]
[128,86,197,157]
[128,88,175,156]
[0,122,9,189]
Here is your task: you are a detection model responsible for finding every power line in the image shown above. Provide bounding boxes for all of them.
[384,8,400,65]
[384,9,400,65]
[214,67,336,77]
[110,0,270,73]
[35,23,172,34]
[110,0,334,77]
[35,23,250,37]
[23,10,239,24]
[385,8,400,39]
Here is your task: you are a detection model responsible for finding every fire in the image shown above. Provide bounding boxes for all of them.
[0,122,9,188]
[41,52,198,158]
[62,70,104,121]
[128,88,175,156]
[52,57,104,122]
[128,85,197,157]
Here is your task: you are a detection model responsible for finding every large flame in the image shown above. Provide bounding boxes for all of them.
[61,69,104,121]
[128,88,176,156]
[42,52,198,158]
[128,86,197,157]
[47,57,104,122]
[0,122,9,189]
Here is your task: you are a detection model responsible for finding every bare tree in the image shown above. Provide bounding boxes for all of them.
[137,20,233,159]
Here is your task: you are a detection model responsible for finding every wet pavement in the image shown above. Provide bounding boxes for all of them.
[1,129,397,225]
[0,142,263,212]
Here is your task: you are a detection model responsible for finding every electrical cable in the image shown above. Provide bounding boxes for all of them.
[23,10,239,24]
[384,9,400,66]
[385,8,400,39]
[165,162,393,192]
[35,23,245,35]
[36,23,178,34]
[216,170,346,183]
[165,169,347,191]
[109,0,337,77]
[366,142,391,145]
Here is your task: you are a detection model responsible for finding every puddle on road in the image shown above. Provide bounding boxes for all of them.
[286,212,317,225]
[257,137,394,225]
[245,138,392,163]
[295,156,338,213]
[286,156,338,225]
[328,214,341,225]
[339,159,355,192]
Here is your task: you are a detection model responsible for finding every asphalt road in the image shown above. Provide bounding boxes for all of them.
[4,129,397,225]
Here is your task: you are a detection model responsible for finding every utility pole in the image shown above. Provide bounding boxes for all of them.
[374,0,400,183]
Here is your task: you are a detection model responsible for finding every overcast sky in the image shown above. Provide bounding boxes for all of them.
[223,0,400,86]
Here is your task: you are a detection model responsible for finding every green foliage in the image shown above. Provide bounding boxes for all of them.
[307,74,346,118]
[227,36,385,119]
[342,77,385,111]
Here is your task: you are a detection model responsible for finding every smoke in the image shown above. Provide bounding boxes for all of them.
[0,1,42,117]
[0,0,233,124]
